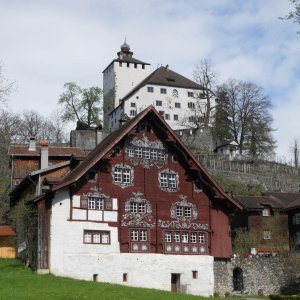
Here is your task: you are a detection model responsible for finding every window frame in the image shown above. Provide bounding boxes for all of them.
[83,230,110,244]
[160,88,167,94]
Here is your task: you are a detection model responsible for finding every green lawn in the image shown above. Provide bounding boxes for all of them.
[0,259,208,300]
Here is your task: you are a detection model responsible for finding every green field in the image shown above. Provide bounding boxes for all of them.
[0,259,208,300]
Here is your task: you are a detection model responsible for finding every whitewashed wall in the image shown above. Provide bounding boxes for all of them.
[49,188,214,296]
[103,61,150,108]
[109,84,215,131]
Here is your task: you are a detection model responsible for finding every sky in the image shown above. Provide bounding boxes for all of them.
[0,0,299,161]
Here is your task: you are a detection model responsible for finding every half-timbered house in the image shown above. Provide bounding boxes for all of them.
[17,106,242,296]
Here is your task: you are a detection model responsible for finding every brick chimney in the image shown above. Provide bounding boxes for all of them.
[40,140,49,169]
[29,136,36,151]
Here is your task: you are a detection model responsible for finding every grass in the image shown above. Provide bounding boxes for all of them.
[0,259,209,300]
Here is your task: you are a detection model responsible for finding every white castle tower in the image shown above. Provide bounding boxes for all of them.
[102,40,151,126]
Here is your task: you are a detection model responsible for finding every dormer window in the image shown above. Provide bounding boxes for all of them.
[262,207,270,217]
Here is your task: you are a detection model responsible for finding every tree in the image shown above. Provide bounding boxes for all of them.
[58,82,102,128]
[281,0,300,33]
[180,60,217,130]
[215,79,276,157]
[0,64,14,105]
[291,138,300,168]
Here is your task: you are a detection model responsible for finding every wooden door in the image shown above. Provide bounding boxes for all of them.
[171,273,180,292]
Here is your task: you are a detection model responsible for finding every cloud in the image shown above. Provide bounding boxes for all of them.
[0,0,299,158]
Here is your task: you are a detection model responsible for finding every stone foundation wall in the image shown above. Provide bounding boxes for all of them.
[214,257,288,296]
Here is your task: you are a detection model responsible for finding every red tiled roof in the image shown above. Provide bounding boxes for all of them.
[0,225,16,236]
[9,145,85,157]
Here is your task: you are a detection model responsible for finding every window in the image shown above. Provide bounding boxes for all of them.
[131,102,136,108]
[147,87,154,93]
[151,149,158,160]
[165,231,172,242]
[134,63,137,68]
[127,146,134,157]
[135,147,142,158]
[131,229,148,241]
[199,233,205,244]
[199,92,206,99]
[262,207,270,217]
[188,91,194,97]
[156,100,162,106]
[88,196,104,210]
[113,166,132,185]
[174,115,178,121]
[157,150,165,161]
[127,62,130,67]
[130,110,137,116]
[143,148,150,159]
[175,205,192,218]
[119,62,122,67]
[83,230,110,244]
[192,271,198,279]
[263,230,271,240]
[175,102,181,108]
[293,213,300,225]
[165,114,170,120]
[172,89,178,98]
[130,201,146,214]
[142,64,145,69]
[188,102,195,109]
[160,88,167,94]
[123,273,128,282]
[164,231,206,254]
[189,116,195,123]
[159,172,177,190]
[159,111,164,117]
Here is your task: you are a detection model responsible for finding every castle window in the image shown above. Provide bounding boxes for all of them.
[165,114,170,120]
[188,92,194,97]
[160,88,167,94]
[175,102,181,108]
[127,62,130,67]
[143,148,150,159]
[131,102,136,108]
[83,230,110,244]
[130,110,137,116]
[199,92,206,99]
[147,87,154,93]
[142,64,145,69]
[174,114,178,121]
[188,102,195,109]
[159,111,164,117]
[127,146,134,157]
[134,63,137,68]
[135,147,143,158]
[156,100,162,106]
[199,233,205,244]
[119,62,122,67]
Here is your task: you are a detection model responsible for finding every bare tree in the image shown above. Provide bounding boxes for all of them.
[215,79,276,157]
[0,64,14,105]
[281,0,300,33]
[291,138,300,168]
[180,59,217,131]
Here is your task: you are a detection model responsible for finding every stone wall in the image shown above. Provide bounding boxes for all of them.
[198,155,300,193]
[214,257,289,296]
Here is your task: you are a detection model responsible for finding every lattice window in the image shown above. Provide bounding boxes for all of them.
[83,230,110,244]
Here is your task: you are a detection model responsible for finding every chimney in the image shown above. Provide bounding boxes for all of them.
[166,64,169,71]
[40,140,49,169]
[29,136,36,151]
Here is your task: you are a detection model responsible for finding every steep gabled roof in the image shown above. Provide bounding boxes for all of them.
[51,106,242,210]
[122,66,203,101]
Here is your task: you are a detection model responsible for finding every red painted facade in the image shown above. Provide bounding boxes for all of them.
[68,116,237,258]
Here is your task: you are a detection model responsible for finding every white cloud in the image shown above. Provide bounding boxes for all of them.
[0,0,299,158]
